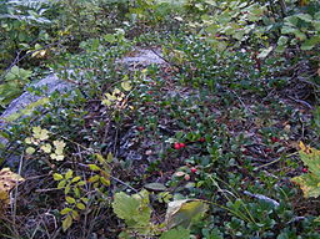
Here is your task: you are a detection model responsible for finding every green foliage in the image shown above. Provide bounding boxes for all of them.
[25,126,66,161]
[0,66,32,107]
[112,190,152,235]
[1,0,320,238]
[112,190,207,238]
[160,227,190,239]
[291,142,320,198]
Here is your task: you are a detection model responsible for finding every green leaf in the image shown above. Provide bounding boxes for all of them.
[160,228,190,239]
[65,185,71,194]
[121,81,132,91]
[100,177,110,186]
[66,196,76,204]
[165,199,208,229]
[71,176,81,183]
[57,180,66,189]
[71,209,79,219]
[62,215,73,231]
[291,143,320,198]
[277,36,289,46]
[77,181,86,186]
[88,164,101,171]
[112,191,151,228]
[60,207,72,215]
[296,13,313,22]
[74,187,81,198]
[113,192,139,220]
[301,36,320,51]
[76,203,86,210]
[257,46,273,59]
[40,143,52,153]
[65,170,73,180]
[292,173,320,198]
[26,147,35,155]
[5,66,32,82]
[144,182,167,192]
[32,127,49,141]
[88,175,100,183]
[53,173,64,181]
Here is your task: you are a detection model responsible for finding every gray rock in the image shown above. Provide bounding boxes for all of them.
[118,47,167,67]
[1,74,71,120]
[0,74,72,147]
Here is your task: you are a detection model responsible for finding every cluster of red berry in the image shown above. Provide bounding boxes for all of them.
[174,142,186,150]
[173,138,206,150]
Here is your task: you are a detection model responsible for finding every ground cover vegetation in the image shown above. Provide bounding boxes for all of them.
[0,0,320,238]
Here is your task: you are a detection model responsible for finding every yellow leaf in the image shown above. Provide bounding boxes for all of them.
[40,143,52,153]
[33,127,49,140]
[121,81,132,91]
[26,147,36,155]
[0,168,24,205]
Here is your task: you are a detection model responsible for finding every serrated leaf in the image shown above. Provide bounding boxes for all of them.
[32,127,49,141]
[165,199,208,229]
[50,153,65,161]
[53,140,66,155]
[112,191,151,227]
[40,143,52,153]
[292,174,320,198]
[291,143,320,198]
[160,228,190,239]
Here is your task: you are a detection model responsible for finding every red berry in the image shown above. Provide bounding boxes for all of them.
[137,126,144,131]
[302,168,308,173]
[179,143,186,148]
[271,137,280,143]
[174,142,181,150]
[243,149,249,155]
[265,148,272,153]
[199,137,206,143]
[190,167,197,173]
[147,91,153,94]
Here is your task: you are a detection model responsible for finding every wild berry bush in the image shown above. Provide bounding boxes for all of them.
[0,0,320,238]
